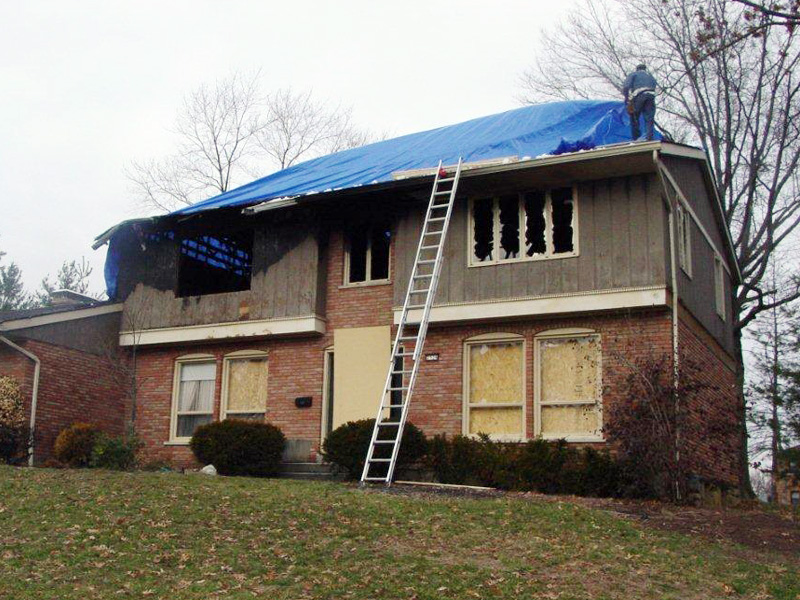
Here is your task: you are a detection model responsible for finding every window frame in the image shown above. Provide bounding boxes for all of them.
[714,254,726,320]
[462,332,526,442]
[467,187,579,267]
[676,204,693,278]
[169,354,217,444]
[534,328,603,443]
[220,350,269,422]
[342,223,392,287]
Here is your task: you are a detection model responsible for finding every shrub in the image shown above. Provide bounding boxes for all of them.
[322,419,427,480]
[429,435,623,497]
[54,423,100,467]
[190,419,286,477]
[0,376,29,464]
[90,433,142,470]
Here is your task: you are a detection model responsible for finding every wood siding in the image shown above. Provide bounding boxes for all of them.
[662,156,735,354]
[393,173,667,307]
[121,222,323,331]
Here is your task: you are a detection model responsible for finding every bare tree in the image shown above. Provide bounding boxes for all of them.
[128,71,265,213]
[128,74,377,214]
[256,88,375,170]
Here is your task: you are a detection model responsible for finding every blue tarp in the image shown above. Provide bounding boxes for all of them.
[105,100,657,297]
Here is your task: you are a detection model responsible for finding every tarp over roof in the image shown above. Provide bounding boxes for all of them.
[175,100,648,215]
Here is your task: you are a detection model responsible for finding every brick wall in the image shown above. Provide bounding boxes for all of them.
[0,339,128,463]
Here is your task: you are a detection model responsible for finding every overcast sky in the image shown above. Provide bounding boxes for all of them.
[0,1,581,296]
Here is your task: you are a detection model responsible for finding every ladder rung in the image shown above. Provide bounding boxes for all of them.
[420,245,439,250]
[439,177,455,183]
[373,440,396,445]
[418,259,435,264]
[398,336,417,342]
[428,217,446,222]
[364,477,388,482]
[369,458,392,463]
[423,231,442,236]
[413,273,432,278]
[383,404,405,409]
[378,421,401,426]
[405,304,425,309]
[434,190,452,196]
[409,288,430,294]
[391,370,413,375]
[387,385,409,391]
[431,204,449,210]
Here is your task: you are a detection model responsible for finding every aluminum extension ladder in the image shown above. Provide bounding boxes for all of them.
[360,157,463,485]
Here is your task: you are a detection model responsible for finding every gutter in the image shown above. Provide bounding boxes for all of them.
[0,335,41,466]
[653,150,682,501]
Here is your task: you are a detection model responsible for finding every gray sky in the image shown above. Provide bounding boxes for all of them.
[0,0,578,295]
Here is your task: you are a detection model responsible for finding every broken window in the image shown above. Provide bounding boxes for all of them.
[465,337,525,439]
[472,197,494,262]
[470,188,577,265]
[178,230,253,297]
[222,354,268,421]
[172,360,216,441]
[345,222,391,285]
[524,191,547,256]
[536,333,602,440]
[551,188,574,254]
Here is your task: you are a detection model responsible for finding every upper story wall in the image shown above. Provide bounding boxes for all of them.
[393,172,667,307]
[661,156,736,355]
[119,217,325,332]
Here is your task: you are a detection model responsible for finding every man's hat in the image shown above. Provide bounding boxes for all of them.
[637,63,647,70]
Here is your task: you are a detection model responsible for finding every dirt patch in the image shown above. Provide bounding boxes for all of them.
[367,483,800,560]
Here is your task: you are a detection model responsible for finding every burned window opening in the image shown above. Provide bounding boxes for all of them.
[346,221,391,284]
[524,191,547,256]
[178,230,253,297]
[472,197,494,262]
[551,188,574,254]
[499,195,520,259]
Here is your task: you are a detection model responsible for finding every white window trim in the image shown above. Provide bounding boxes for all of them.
[714,255,726,320]
[467,187,580,268]
[169,354,217,445]
[220,350,269,421]
[677,204,693,278]
[343,224,392,287]
[462,332,526,442]
[534,330,603,443]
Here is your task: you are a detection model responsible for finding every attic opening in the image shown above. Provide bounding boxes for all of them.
[177,229,254,297]
[471,187,576,265]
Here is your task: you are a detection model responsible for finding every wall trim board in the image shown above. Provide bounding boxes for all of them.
[0,304,123,331]
[119,315,326,346]
[393,286,667,325]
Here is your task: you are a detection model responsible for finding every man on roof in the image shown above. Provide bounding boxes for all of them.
[623,63,657,141]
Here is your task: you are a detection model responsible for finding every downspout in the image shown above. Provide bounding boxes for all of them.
[0,335,41,466]
[653,150,681,500]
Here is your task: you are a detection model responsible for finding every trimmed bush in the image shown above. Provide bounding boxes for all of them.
[0,376,28,464]
[322,419,427,480]
[54,423,100,467]
[190,419,285,477]
[90,433,142,470]
[429,435,623,497]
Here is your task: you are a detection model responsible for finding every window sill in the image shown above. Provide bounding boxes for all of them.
[339,280,392,289]
[540,435,605,443]
[164,440,190,446]
[468,251,579,268]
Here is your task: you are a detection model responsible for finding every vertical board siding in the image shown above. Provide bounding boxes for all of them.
[393,174,667,307]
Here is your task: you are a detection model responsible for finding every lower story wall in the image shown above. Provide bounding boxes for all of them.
[0,339,128,464]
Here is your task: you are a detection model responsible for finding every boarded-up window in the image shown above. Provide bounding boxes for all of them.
[223,356,268,421]
[677,204,692,277]
[470,188,576,265]
[537,334,602,439]
[173,361,216,440]
[714,255,725,319]
[465,339,524,439]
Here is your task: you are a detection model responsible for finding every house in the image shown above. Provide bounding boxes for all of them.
[774,446,799,508]
[94,100,743,487]
[0,291,128,464]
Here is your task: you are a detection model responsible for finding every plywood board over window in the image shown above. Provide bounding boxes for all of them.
[221,351,268,421]
[463,334,525,440]
[535,330,602,442]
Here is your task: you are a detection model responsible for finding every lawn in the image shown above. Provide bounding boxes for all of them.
[0,466,797,600]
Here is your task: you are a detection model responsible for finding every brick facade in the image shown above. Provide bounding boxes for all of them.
[130,225,742,488]
[0,339,128,464]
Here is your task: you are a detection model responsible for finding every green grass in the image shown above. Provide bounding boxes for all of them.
[0,466,796,600]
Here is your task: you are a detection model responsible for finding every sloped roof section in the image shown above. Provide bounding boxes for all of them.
[176,100,645,215]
